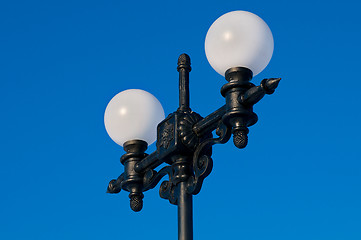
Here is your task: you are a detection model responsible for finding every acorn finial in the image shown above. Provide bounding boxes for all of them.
[177,53,191,71]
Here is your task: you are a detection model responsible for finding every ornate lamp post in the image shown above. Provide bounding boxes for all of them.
[104,11,281,240]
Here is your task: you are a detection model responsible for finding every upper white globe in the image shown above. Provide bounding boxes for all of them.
[205,11,274,77]
[104,89,165,147]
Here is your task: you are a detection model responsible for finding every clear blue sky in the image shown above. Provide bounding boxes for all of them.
[1,0,361,239]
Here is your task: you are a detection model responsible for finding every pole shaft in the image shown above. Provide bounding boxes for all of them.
[178,181,193,240]
[177,53,191,112]
[179,68,190,111]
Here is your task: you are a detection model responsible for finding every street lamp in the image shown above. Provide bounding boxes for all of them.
[104,10,281,240]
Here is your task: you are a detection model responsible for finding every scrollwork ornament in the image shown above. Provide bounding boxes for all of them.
[143,167,172,191]
[107,173,125,194]
[215,121,232,144]
[142,166,179,205]
[159,180,178,205]
[187,121,232,195]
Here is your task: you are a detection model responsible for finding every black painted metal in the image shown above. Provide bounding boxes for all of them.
[241,78,281,106]
[134,151,161,173]
[192,105,226,137]
[107,140,148,212]
[221,67,257,148]
[178,181,193,240]
[178,53,191,111]
[106,54,281,240]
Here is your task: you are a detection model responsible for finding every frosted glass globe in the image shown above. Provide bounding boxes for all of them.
[104,89,165,147]
[205,11,274,77]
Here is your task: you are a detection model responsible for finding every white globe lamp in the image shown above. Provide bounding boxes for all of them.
[104,89,165,147]
[205,11,274,77]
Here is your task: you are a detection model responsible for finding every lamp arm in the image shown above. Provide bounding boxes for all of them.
[192,105,226,137]
[240,78,281,106]
[134,151,162,173]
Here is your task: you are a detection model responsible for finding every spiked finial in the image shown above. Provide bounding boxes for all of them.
[261,78,281,94]
[240,77,281,106]
[107,179,121,193]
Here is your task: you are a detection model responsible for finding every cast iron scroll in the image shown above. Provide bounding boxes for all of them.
[142,166,179,205]
[107,173,125,194]
[187,121,232,195]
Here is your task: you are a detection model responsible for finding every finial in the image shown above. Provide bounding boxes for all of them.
[177,53,191,72]
[233,127,249,149]
[261,78,281,94]
[129,193,144,212]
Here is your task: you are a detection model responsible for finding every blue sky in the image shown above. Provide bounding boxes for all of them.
[1,0,361,239]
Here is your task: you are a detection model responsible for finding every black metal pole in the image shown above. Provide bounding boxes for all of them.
[178,181,193,240]
[176,53,193,240]
[177,53,191,111]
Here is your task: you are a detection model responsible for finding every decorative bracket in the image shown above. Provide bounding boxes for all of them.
[187,122,232,195]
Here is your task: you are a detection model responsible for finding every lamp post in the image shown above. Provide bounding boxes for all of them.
[104,11,281,240]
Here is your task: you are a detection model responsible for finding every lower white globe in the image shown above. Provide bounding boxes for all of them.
[104,89,165,147]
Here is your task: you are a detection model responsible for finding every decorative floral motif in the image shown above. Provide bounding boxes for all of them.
[159,122,174,149]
